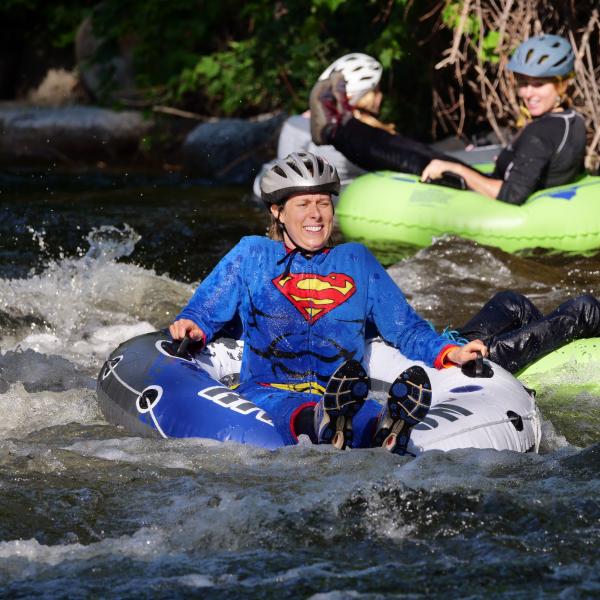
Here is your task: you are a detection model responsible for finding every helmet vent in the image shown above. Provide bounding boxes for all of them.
[289,162,303,177]
[318,53,383,104]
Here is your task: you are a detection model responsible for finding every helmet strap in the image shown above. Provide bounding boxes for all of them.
[272,196,334,255]
[277,218,318,257]
[275,219,325,278]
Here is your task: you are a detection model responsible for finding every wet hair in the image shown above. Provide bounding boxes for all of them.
[268,213,284,240]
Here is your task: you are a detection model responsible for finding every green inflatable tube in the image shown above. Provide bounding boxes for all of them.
[517,338,600,394]
[517,338,600,446]
[337,171,600,253]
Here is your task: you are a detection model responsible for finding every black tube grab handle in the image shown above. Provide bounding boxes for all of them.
[474,350,483,377]
[461,351,494,378]
[176,336,191,357]
[425,171,467,190]
[160,332,202,359]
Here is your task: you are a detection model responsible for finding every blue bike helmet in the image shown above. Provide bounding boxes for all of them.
[507,34,574,78]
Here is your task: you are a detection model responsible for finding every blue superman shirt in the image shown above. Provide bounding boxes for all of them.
[176,236,454,444]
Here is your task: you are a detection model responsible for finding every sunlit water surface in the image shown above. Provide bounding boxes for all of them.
[1,170,599,598]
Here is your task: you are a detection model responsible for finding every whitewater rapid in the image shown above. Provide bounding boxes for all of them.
[0,220,598,597]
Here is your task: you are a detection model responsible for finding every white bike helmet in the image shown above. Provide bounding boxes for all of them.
[507,34,574,78]
[319,53,383,105]
[260,152,340,205]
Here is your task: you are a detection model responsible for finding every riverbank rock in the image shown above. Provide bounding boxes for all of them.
[183,113,287,184]
[0,104,152,165]
[75,16,138,104]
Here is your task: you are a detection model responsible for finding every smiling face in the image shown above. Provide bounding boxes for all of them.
[271,193,334,251]
[516,75,568,117]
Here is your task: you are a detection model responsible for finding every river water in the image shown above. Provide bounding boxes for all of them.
[1,170,599,598]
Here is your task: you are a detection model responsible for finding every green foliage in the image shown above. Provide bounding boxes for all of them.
[173,2,338,116]
[167,0,433,133]
[0,0,93,47]
[480,31,500,64]
[314,0,348,10]
[178,39,264,115]
[441,1,480,36]
[1,0,439,136]
[441,1,500,65]
[81,0,432,130]
[89,0,229,93]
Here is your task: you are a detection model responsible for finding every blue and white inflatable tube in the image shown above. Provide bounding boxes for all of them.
[97,330,542,454]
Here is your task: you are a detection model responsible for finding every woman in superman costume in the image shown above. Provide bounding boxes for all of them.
[169,152,485,454]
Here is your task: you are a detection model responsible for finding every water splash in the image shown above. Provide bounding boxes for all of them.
[0,224,191,366]
[84,224,141,263]
[26,226,48,254]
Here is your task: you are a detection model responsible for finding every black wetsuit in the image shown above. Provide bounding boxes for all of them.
[457,291,600,373]
[330,109,586,205]
[492,109,586,204]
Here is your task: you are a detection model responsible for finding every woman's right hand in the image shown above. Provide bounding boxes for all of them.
[446,339,488,366]
[169,319,205,342]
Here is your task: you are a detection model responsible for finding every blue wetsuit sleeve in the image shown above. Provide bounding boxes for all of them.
[364,249,450,366]
[175,239,247,341]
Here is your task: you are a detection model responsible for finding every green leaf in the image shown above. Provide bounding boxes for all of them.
[313,0,347,11]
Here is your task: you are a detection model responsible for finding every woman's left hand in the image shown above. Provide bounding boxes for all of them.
[447,340,488,365]
[421,159,462,182]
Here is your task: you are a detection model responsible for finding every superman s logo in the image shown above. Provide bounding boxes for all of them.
[272,272,356,323]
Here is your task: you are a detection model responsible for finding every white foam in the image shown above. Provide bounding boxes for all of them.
[70,322,156,361]
[17,333,62,355]
[386,446,546,494]
[539,417,570,453]
[177,574,215,588]
[15,322,156,360]
[308,592,365,600]
[0,384,101,438]
[0,527,166,582]
[65,437,222,469]
[0,225,193,368]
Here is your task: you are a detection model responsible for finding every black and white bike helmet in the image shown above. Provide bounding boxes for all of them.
[319,53,383,105]
[507,34,574,78]
[260,152,340,205]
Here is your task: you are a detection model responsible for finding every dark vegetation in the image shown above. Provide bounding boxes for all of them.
[1,1,598,159]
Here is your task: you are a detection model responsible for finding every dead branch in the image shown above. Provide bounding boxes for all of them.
[430,0,600,171]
